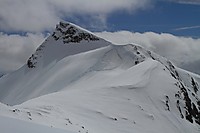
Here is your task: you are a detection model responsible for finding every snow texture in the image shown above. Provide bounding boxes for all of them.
[0,21,199,133]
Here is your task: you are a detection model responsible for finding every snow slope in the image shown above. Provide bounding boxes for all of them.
[0,21,199,133]
[0,21,111,105]
[0,115,74,133]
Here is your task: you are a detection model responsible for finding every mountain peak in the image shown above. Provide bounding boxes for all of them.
[52,21,100,43]
[26,21,111,68]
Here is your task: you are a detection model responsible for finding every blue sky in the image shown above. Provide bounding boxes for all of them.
[110,1,200,37]
[66,1,200,38]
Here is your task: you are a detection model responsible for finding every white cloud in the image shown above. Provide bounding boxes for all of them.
[0,0,151,32]
[0,0,58,32]
[0,33,45,73]
[95,31,200,74]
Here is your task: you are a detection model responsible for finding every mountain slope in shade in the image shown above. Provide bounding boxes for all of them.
[0,22,199,133]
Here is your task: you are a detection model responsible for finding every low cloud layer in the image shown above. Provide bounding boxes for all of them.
[95,31,200,74]
[0,33,45,73]
[0,0,150,32]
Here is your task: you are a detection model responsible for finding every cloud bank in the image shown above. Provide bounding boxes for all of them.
[95,31,200,74]
[0,0,151,32]
[0,33,45,73]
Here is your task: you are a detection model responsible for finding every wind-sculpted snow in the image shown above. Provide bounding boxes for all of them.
[0,22,199,133]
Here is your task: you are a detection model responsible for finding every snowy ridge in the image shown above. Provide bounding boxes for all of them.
[0,22,199,133]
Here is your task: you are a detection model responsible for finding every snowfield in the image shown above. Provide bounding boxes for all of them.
[0,115,74,133]
[0,21,199,133]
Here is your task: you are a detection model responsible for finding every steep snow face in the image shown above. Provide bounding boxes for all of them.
[0,44,149,105]
[0,22,200,133]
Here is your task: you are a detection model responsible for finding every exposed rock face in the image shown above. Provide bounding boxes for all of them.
[166,63,200,125]
[52,22,100,43]
[27,44,45,68]
[147,50,200,125]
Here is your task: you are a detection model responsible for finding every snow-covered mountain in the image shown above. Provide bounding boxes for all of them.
[0,22,111,105]
[0,21,199,133]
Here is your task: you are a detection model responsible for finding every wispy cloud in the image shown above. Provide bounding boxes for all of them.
[170,0,200,5]
[174,25,200,31]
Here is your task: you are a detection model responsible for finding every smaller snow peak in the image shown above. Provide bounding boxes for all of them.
[52,21,100,43]
[25,21,111,69]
